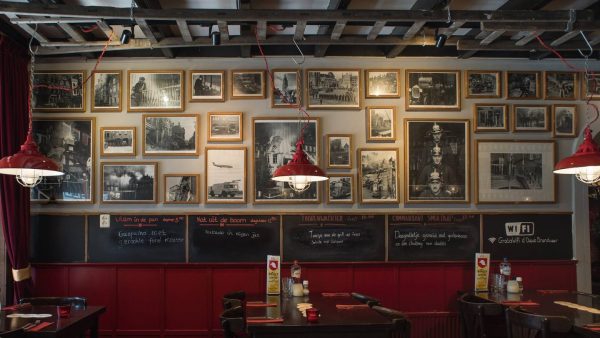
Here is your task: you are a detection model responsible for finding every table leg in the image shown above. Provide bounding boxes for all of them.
[90,317,99,338]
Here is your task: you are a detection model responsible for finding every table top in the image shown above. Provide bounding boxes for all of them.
[0,305,105,335]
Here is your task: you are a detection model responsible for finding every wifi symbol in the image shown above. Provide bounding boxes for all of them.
[488,237,497,244]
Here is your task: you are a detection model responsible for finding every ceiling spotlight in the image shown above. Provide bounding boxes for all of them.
[120,25,134,45]
[435,28,447,48]
[210,26,221,46]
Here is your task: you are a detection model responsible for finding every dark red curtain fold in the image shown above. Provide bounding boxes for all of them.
[0,35,33,302]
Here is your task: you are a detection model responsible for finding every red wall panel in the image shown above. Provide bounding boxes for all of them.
[164,268,211,331]
[116,268,163,332]
[68,266,117,330]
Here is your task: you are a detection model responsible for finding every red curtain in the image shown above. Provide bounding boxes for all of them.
[0,35,33,302]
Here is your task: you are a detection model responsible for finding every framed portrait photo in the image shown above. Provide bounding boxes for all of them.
[404,119,470,204]
[326,174,355,204]
[101,162,157,203]
[473,104,508,132]
[506,71,541,99]
[405,70,460,111]
[552,104,577,137]
[583,73,600,100]
[33,71,86,112]
[207,112,243,142]
[189,70,225,102]
[164,174,200,204]
[231,70,266,99]
[544,71,578,100]
[306,69,361,109]
[127,70,184,112]
[91,70,122,112]
[205,147,247,204]
[464,70,501,98]
[30,118,95,203]
[100,127,136,156]
[326,134,352,169]
[143,114,199,156]
[358,148,399,204]
[475,140,556,204]
[365,69,400,98]
[512,105,549,132]
[253,117,321,203]
[366,106,396,142]
[272,69,300,108]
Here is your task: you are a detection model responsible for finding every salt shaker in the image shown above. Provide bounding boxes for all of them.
[302,280,310,296]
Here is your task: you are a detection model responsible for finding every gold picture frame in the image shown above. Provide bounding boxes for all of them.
[306,69,362,110]
[101,161,158,204]
[326,173,355,204]
[205,147,247,204]
[100,126,136,157]
[230,70,266,99]
[33,70,86,112]
[189,70,226,102]
[207,112,243,142]
[544,71,578,100]
[365,69,400,98]
[464,70,502,99]
[405,69,461,111]
[91,70,122,112]
[366,106,396,142]
[127,70,184,112]
[326,134,352,169]
[582,72,600,100]
[357,147,399,204]
[552,104,577,138]
[271,69,301,108]
[473,104,509,132]
[164,174,200,204]
[142,114,200,156]
[512,105,550,132]
[505,71,541,99]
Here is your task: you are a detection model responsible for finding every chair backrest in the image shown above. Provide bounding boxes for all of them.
[220,306,245,338]
[351,292,380,307]
[223,298,242,310]
[458,293,504,338]
[0,328,24,338]
[505,307,572,338]
[19,297,87,309]
[223,291,245,301]
[372,305,411,338]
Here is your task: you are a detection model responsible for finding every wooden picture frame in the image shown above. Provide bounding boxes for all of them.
[33,70,86,112]
[582,72,600,100]
[464,70,502,98]
[405,70,461,111]
[164,174,200,204]
[127,70,184,112]
[505,71,541,99]
[100,126,136,156]
[230,70,266,99]
[101,162,158,203]
[91,70,122,112]
[544,71,578,100]
[365,69,400,98]
[326,174,355,204]
[475,140,556,204]
[205,147,247,204]
[326,134,352,169]
[207,112,243,142]
[30,117,95,203]
[512,105,550,132]
[473,104,509,132]
[189,70,225,102]
[142,114,199,156]
[366,106,396,142]
[404,119,470,204]
[271,69,301,108]
[358,148,399,204]
[552,104,577,138]
[306,69,362,110]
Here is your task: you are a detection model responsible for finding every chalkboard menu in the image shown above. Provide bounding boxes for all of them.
[482,214,573,260]
[188,214,280,262]
[388,214,480,261]
[283,214,385,262]
[30,214,85,263]
[88,214,186,262]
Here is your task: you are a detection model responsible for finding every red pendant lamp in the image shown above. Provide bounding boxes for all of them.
[272,137,327,192]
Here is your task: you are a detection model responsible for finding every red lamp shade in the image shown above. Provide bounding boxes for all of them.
[272,138,327,192]
[554,127,600,183]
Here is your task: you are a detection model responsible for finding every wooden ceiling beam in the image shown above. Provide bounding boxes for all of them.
[95,20,113,39]
[514,31,542,46]
[58,22,85,42]
[390,0,445,57]
[5,13,49,43]
[367,20,386,40]
[479,30,505,45]
[294,20,306,40]
[217,20,229,40]
[457,38,593,51]
[134,0,174,58]
[386,45,407,58]
[176,19,192,42]
[403,20,426,40]
[482,21,600,31]
[330,20,346,40]
[313,0,351,58]
[256,20,266,40]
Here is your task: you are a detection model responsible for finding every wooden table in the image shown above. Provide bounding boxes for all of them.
[246,293,393,338]
[0,305,105,338]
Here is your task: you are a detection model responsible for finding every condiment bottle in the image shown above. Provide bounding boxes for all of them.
[302,280,310,296]
[516,277,523,292]
[291,260,304,296]
[499,257,511,290]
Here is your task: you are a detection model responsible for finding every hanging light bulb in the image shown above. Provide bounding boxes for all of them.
[272,138,327,193]
[554,126,600,184]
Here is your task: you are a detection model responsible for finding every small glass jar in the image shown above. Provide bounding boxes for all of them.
[292,283,304,297]
[302,280,310,296]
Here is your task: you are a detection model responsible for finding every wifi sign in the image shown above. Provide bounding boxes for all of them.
[505,222,534,236]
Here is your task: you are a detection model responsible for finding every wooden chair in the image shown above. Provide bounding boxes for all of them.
[351,292,380,307]
[0,328,24,338]
[223,298,242,310]
[220,305,246,338]
[223,291,246,301]
[372,305,411,338]
[458,293,505,338]
[505,307,572,338]
[19,296,87,309]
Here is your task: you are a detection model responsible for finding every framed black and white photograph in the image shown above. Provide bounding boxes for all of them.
[205,147,247,204]
[143,114,199,156]
[475,140,556,204]
[583,73,600,100]
[465,70,501,98]
[207,112,243,142]
[306,69,361,109]
[127,70,184,112]
[544,71,578,100]
[33,71,85,112]
[101,162,157,203]
[272,69,300,108]
[405,70,460,111]
[92,70,121,112]
[358,148,399,203]
[326,134,352,169]
[30,118,94,203]
[253,117,320,203]
[100,127,136,157]
[512,105,549,132]
[365,69,400,98]
[404,119,469,203]
[473,104,508,132]
[366,106,396,142]
[552,104,577,137]
[164,174,199,204]
[326,174,354,204]
[231,70,266,99]
[189,70,225,102]
[505,71,540,99]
